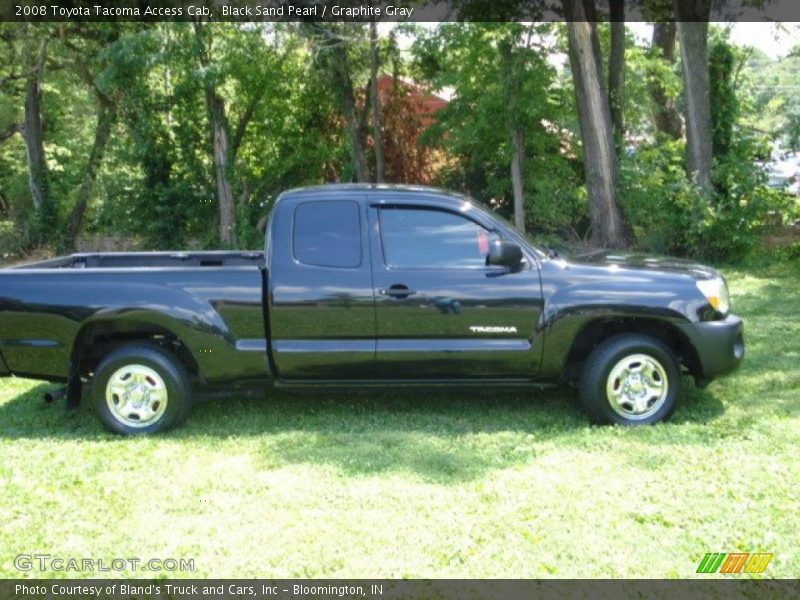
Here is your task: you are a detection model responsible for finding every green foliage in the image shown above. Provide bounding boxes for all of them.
[700,140,785,260]
[0,153,34,248]
[411,23,585,236]
[787,115,800,151]
[0,23,353,252]
[0,22,797,263]
[0,220,21,258]
[738,31,800,151]
[620,135,790,261]
[596,23,679,141]
[709,39,738,158]
[618,140,696,255]
[703,31,791,261]
[763,241,800,263]
[619,28,789,262]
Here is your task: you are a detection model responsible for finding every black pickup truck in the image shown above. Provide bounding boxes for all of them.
[0,184,744,434]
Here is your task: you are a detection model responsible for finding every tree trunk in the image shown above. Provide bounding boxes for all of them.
[510,127,526,234]
[608,0,625,155]
[563,0,625,248]
[332,44,369,183]
[675,1,713,198]
[230,88,264,162]
[206,90,237,247]
[67,97,115,242]
[649,22,683,140]
[369,19,385,183]
[500,38,526,234]
[22,39,50,215]
[194,22,237,246]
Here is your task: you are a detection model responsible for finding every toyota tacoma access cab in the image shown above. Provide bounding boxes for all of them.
[0,185,744,434]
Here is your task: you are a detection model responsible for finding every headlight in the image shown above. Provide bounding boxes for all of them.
[696,277,730,315]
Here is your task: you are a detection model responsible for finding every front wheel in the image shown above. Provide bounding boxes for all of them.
[579,334,681,425]
[92,344,192,434]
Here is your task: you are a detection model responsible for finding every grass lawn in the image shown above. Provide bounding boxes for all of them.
[0,261,798,579]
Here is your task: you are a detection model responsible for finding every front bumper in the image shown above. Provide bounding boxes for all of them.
[678,314,744,382]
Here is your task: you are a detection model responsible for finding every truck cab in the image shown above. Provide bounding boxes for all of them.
[267,185,544,381]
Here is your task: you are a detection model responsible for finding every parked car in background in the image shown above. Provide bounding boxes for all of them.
[761,151,800,195]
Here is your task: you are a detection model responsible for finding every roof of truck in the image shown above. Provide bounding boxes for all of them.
[279,183,470,199]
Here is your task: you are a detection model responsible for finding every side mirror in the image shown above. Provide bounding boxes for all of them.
[488,240,523,268]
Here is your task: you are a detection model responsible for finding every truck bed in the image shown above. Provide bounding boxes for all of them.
[8,251,265,270]
[0,250,269,383]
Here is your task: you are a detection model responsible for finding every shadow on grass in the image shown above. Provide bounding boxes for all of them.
[0,378,730,484]
[0,381,583,438]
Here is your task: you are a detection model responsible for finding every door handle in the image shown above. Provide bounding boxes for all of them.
[380,284,417,298]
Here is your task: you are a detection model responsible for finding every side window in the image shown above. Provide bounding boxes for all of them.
[293,201,362,268]
[379,207,497,269]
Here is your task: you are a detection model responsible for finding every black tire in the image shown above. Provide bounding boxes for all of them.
[92,344,192,435]
[579,334,681,425]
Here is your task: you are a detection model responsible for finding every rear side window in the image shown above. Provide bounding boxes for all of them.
[293,201,362,268]
[379,207,496,269]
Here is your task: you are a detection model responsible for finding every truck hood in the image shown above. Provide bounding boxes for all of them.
[566,249,721,280]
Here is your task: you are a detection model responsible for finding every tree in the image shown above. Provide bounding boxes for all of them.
[0,20,784,264]
[333,41,369,183]
[363,31,443,187]
[608,0,625,154]
[62,25,121,244]
[67,93,115,243]
[563,0,626,247]
[309,24,369,183]
[648,22,683,139]
[708,37,738,158]
[412,23,579,235]
[674,0,713,198]
[102,24,199,249]
[2,23,124,248]
[18,27,58,239]
[22,36,49,214]
[499,36,527,233]
[191,22,284,246]
[193,22,237,246]
[369,19,385,183]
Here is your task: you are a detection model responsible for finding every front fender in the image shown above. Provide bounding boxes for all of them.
[537,261,704,378]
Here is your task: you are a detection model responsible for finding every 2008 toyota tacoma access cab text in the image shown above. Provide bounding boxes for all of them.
[0,184,744,434]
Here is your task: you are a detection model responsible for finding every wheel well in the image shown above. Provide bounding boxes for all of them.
[563,318,701,383]
[70,321,200,381]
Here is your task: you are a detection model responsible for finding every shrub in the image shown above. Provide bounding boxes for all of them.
[618,138,791,262]
[0,221,22,260]
[694,146,788,261]
[618,140,695,256]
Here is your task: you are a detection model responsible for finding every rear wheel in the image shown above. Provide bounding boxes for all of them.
[92,344,192,434]
[579,334,680,425]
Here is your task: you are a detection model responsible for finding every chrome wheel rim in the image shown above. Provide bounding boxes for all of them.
[105,364,168,428]
[606,353,668,420]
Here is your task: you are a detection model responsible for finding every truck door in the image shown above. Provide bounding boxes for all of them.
[268,196,376,379]
[369,199,543,379]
